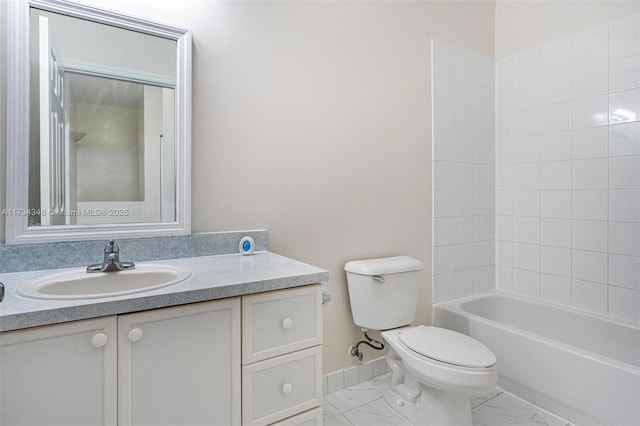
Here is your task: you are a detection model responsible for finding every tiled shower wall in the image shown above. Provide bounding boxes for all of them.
[432,41,495,304]
[495,16,640,324]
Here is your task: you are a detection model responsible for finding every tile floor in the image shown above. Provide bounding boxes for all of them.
[323,373,571,426]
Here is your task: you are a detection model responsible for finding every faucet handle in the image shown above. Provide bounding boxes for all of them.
[105,239,119,253]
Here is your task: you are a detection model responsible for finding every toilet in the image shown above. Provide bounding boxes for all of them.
[345,256,497,426]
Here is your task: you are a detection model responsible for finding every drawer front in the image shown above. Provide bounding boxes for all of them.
[242,284,322,364]
[242,346,322,426]
[269,407,322,426]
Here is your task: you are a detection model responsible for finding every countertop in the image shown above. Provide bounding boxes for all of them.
[0,251,329,332]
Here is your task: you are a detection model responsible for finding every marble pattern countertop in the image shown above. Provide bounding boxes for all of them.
[0,251,329,332]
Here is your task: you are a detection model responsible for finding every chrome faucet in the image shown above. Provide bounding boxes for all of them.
[87,240,135,273]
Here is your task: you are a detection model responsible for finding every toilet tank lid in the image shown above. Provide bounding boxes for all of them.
[344,256,423,275]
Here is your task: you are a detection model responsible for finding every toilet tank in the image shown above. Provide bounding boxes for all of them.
[344,256,424,330]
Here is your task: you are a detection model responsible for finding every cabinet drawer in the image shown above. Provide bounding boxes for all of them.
[242,346,322,426]
[242,284,322,364]
[269,407,322,426]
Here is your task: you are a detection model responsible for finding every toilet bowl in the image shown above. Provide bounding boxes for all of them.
[382,326,497,425]
[344,256,498,426]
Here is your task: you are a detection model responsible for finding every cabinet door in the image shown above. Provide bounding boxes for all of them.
[0,317,117,426]
[118,299,241,426]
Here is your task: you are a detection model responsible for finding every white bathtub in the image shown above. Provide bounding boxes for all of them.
[433,291,640,426]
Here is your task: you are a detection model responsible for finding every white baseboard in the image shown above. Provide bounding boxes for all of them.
[322,356,388,395]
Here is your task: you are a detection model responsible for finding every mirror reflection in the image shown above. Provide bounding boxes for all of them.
[28,8,177,227]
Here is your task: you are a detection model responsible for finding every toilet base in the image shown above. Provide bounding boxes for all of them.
[384,385,472,426]
[385,348,473,426]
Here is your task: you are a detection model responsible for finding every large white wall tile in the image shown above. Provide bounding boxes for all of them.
[541,73,572,105]
[572,190,608,220]
[496,215,513,242]
[609,155,640,188]
[541,161,571,189]
[433,131,456,161]
[572,279,607,314]
[473,215,493,242]
[512,268,540,298]
[513,190,539,217]
[572,249,608,284]
[540,131,572,161]
[572,159,608,189]
[609,221,640,256]
[434,217,456,246]
[513,242,539,271]
[512,109,540,137]
[496,265,513,291]
[540,218,572,248]
[572,30,609,69]
[512,135,539,164]
[609,189,640,222]
[513,216,540,244]
[540,190,571,218]
[571,95,609,129]
[473,138,494,165]
[433,272,456,304]
[610,55,640,93]
[496,240,513,266]
[540,246,572,277]
[609,122,640,156]
[434,75,457,106]
[571,126,608,159]
[572,62,609,99]
[608,286,640,324]
[540,274,572,306]
[513,81,540,111]
[609,254,640,290]
[455,216,474,244]
[609,16,640,60]
[434,103,456,133]
[455,269,474,298]
[513,163,540,190]
[473,266,492,293]
[572,219,608,252]
[540,102,571,133]
[434,245,457,274]
[609,88,640,124]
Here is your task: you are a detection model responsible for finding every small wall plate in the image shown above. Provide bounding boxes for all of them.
[239,236,255,255]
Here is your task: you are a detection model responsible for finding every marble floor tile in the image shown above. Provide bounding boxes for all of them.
[471,392,569,426]
[471,388,503,408]
[323,399,340,420]
[323,373,390,413]
[324,374,571,426]
[323,413,354,426]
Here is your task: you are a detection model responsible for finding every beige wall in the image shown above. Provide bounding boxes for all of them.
[496,0,640,58]
[1,0,494,373]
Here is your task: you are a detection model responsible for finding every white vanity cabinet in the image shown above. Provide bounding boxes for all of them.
[0,284,322,426]
[241,284,323,426]
[0,317,118,426]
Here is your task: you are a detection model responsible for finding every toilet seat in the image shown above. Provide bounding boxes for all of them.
[398,326,496,369]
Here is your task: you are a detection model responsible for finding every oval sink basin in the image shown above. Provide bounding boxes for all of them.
[17,264,192,300]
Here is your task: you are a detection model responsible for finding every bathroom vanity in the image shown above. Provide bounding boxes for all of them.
[0,251,328,426]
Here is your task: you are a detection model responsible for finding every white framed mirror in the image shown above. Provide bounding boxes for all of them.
[6,0,191,243]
